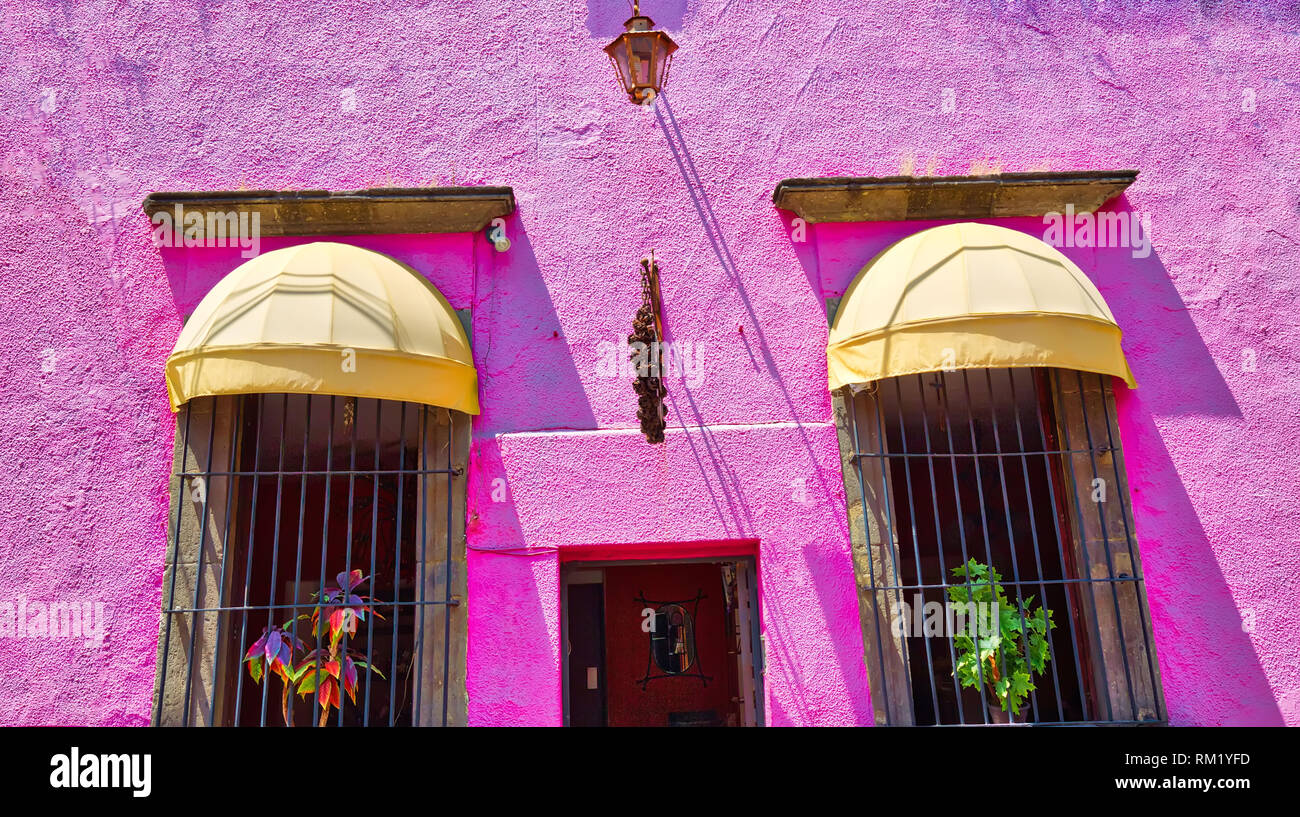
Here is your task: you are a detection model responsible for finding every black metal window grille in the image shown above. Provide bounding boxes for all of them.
[835,367,1165,726]
[152,393,468,727]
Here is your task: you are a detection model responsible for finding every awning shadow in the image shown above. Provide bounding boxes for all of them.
[790,209,1265,724]
[1083,196,1240,418]
[1115,385,1281,725]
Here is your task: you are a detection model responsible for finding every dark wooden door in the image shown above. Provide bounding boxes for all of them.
[567,582,607,727]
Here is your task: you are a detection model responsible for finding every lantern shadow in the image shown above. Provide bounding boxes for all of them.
[655,92,873,721]
[656,92,837,518]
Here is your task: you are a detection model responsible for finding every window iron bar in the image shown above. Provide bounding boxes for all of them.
[155,394,460,728]
[414,405,429,725]
[871,386,919,726]
[175,468,462,477]
[232,393,268,725]
[443,403,456,727]
[914,370,967,725]
[204,393,245,722]
[841,368,1161,726]
[889,376,942,720]
[1030,371,1105,722]
[163,599,458,614]
[334,394,361,728]
[853,448,1113,458]
[955,369,1016,719]
[259,392,291,727]
[180,397,219,726]
[935,369,993,723]
[973,368,1039,721]
[388,401,409,727]
[862,575,1145,593]
[287,393,315,727]
[1004,369,1078,719]
[362,399,383,726]
[1047,373,1126,721]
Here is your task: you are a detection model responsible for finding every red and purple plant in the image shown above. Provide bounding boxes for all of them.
[242,569,387,726]
[244,622,307,685]
[311,569,383,651]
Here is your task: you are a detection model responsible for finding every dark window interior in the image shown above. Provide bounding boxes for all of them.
[871,369,1100,724]
[219,395,425,727]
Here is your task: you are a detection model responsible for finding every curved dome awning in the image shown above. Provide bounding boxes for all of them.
[828,222,1136,391]
[166,242,479,414]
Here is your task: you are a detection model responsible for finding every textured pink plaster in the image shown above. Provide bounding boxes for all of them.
[0,2,1297,726]
[466,425,867,726]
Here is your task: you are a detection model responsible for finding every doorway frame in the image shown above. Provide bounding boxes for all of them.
[560,555,765,727]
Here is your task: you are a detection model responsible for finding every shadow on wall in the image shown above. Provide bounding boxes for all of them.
[471,214,598,434]
[1087,196,1238,418]
[1093,198,1272,723]
[793,201,1274,723]
[655,94,868,722]
[655,91,836,503]
[1117,387,1282,724]
[586,0,689,37]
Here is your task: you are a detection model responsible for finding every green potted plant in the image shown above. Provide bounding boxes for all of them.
[947,559,1055,724]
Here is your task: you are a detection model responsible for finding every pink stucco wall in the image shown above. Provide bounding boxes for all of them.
[1,2,1297,726]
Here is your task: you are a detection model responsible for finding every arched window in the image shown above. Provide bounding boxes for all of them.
[152,243,477,727]
[829,224,1164,726]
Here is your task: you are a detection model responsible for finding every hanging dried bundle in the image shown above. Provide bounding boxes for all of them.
[630,256,667,444]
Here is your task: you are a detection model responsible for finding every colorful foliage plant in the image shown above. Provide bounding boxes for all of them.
[243,569,386,726]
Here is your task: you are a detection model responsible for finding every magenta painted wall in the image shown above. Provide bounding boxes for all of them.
[1,2,1297,726]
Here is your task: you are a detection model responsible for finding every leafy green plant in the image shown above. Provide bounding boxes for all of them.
[947,559,1054,719]
[242,569,386,726]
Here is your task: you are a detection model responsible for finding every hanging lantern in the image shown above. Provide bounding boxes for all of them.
[604,2,678,104]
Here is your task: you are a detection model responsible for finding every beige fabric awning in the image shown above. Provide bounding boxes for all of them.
[828,222,1136,390]
[166,242,479,414]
